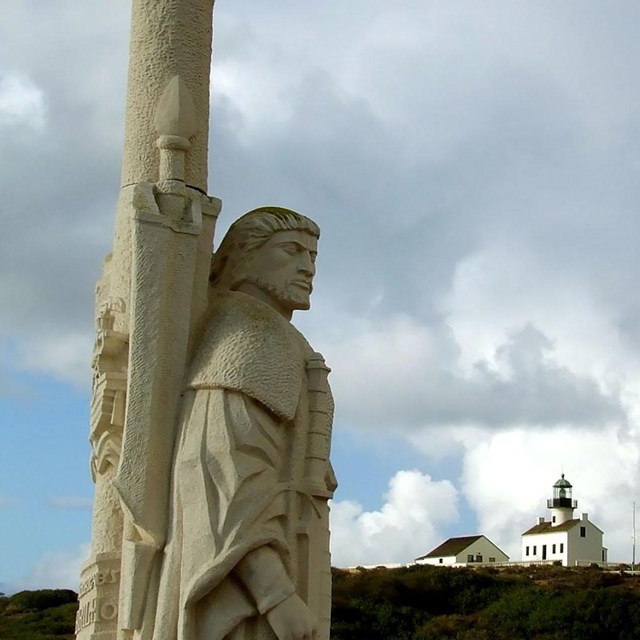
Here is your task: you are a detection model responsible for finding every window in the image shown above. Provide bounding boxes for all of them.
[552,544,556,553]
[580,527,586,538]
[533,546,537,555]
[476,554,483,563]
[560,543,564,553]
[467,554,474,562]
[439,558,443,564]
[489,557,496,563]
[552,516,556,523]
[525,546,530,556]
[602,550,606,562]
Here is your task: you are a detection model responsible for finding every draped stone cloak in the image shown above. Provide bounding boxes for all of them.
[151,290,335,640]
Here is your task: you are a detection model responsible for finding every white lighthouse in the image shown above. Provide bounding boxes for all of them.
[521,474,608,566]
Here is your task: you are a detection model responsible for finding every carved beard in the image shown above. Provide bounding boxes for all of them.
[242,276,311,311]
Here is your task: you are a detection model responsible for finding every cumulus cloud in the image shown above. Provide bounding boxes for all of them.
[441,244,640,384]
[314,311,622,436]
[330,470,459,566]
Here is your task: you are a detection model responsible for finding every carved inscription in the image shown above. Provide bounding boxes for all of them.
[75,599,120,632]
[75,598,95,632]
[76,566,121,634]
[78,568,120,597]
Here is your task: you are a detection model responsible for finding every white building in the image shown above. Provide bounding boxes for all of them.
[521,474,607,567]
[415,535,509,567]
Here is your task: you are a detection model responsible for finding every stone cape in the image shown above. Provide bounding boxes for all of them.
[188,289,308,422]
[147,289,335,640]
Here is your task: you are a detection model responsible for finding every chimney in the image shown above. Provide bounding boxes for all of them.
[582,513,588,521]
[537,516,545,525]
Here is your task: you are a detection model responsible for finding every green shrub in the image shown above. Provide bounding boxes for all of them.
[0,591,77,640]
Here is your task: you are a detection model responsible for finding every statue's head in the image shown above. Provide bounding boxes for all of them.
[210,207,320,318]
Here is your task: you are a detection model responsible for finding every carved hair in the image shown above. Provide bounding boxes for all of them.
[210,206,320,289]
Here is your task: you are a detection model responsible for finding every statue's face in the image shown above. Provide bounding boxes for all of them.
[241,230,317,314]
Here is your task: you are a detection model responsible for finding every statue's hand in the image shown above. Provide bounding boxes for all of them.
[266,593,317,640]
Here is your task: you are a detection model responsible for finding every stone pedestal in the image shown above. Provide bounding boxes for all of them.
[75,553,121,640]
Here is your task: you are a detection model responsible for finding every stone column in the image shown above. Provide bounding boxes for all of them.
[77,2,218,639]
[110,0,216,338]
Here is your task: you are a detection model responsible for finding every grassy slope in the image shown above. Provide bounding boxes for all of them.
[331,564,640,639]
[0,590,77,640]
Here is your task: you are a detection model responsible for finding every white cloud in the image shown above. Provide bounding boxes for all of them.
[48,496,93,510]
[440,244,634,382]
[0,74,46,130]
[330,469,459,567]
[314,309,621,437]
[16,542,90,591]
[19,332,93,389]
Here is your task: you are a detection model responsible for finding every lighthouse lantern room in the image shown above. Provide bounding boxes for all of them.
[547,474,578,525]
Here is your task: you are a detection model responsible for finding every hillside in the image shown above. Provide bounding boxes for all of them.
[3,565,640,639]
[0,589,77,640]
[332,564,640,639]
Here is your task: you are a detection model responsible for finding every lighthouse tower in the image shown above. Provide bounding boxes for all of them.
[547,474,577,526]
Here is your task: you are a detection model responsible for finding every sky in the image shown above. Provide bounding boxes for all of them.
[2,0,640,592]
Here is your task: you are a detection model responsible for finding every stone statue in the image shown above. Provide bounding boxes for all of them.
[150,207,336,640]
[76,2,336,639]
